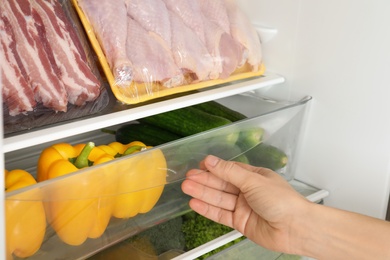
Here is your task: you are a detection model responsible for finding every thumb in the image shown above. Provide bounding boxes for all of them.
[203,155,256,190]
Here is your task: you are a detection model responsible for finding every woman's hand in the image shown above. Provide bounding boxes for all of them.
[182,155,390,259]
[181,155,312,254]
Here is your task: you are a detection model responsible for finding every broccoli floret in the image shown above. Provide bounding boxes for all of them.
[181,211,245,259]
[129,216,186,255]
[277,254,302,260]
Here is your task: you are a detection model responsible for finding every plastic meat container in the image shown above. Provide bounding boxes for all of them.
[72,0,266,105]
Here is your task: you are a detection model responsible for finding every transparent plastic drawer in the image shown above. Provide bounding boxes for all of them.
[5,95,311,260]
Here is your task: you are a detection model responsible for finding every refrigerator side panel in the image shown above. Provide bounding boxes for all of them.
[1,71,6,259]
[261,0,390,218]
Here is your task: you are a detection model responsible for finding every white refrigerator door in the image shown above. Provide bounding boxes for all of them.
[239,0,390,219]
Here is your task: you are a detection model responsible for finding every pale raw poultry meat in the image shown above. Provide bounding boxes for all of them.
[197,0,244,77]
[78,0,133,87]
[162,0,206,43]
[126,17,183,88]
[203,18,243,79]
[125,0,171,48]
[224,0,262,71]
[198,0,231,34]
[168,10,215,82]
[162,0,219,79]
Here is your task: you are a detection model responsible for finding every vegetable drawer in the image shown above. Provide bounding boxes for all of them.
[5,94,311,260]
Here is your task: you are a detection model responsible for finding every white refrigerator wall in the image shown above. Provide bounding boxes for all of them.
[239,0,390,219]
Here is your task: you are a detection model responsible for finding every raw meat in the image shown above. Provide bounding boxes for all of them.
[224,0,262,71]
[125,0,172,48]
[171,0,242,78]
[33,0,101,106]
[198,0,231,34]
[162,0,220,79]
[126,17,183,87]
[3,0,68,112]
[78,0,133,87]
[162,0,206,43]
[168,10,215,82]
[0,15,36,116]
[202,17,243,79]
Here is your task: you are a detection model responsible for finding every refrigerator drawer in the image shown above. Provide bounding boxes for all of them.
[88,180,328,260]
[5,94,311,260]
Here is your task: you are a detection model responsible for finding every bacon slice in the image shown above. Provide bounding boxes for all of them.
[33,0,101,106]
[3,0,68,112]
[0,14,36,116]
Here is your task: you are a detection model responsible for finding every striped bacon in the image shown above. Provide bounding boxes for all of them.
[3,0,68,112]
[33,0,101,106]
[1,15,36,116]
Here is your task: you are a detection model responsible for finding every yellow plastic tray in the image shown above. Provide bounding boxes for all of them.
[72,0,265,104]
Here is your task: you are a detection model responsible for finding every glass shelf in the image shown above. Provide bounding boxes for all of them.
[3,72,284,153]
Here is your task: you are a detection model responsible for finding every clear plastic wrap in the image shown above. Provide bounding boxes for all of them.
[1,0,108,135]
[4,95,310,259]
[73,0,265,104]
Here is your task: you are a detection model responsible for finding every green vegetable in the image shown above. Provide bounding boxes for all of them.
[104,123,183,146]
[278,254,302,260]
[192,102,265,151]
[191,101,247,122]
[245,143,288,170]
[236,127,265,151]
[139,107,238,144]
[181,211,245,259]
[128,217,186,255]
[207,144,249,164]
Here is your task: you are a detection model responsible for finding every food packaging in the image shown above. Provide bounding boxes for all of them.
[72,0,265,104]
[2,0,108,135]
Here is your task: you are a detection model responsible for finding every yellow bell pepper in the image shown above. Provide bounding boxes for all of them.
[5,169,46,259]
[111,141,167,219]
[36,141,167,245]
[37,142,117,245]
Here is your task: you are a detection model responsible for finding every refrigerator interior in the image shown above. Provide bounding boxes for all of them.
[3,0,390,259]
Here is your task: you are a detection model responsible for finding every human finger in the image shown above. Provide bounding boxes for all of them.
[186,169,239,195]
[182,178,238,211]
[188,198,235,228]
[202,155,264,192]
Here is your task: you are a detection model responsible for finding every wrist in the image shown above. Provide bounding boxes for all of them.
[286,200,321,257]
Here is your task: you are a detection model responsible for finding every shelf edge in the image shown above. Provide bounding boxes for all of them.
[4,73,285,153]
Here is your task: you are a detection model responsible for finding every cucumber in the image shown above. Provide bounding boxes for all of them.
[236,127,265,151]
[193,102,264,150]
[245,143,288,170]
[139,107,239,144]
[207,144,249,164]
[113,123,182,146]
[192,101,247,122]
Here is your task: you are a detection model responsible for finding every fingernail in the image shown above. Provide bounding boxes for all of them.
[207,155,219,167]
